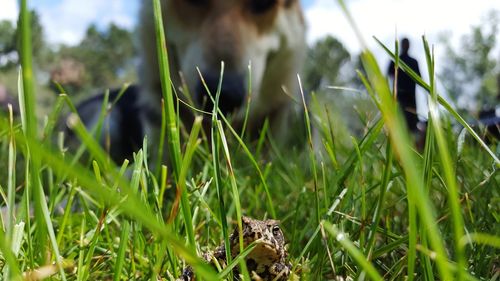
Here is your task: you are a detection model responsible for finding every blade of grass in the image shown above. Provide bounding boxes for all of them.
[76,218,86,281]
[422,37,466,280]
[459,232,500,249]
[216,242,258,279]
[196,66,277,218]
[337,2,454,279]
[422,37,466,281]
[415,244,482,281]
[6,105,16,240]
[152,0,182,175]
[389,37,417,281]
[366,139,394,260]
[11,222,25,258]
[240,61,253,139]
[334,117,384,187]
[0,228,22,280]
[350,136,366,251]
[374,37,500,166]
[55,183,78,247]
[18,0,50,266]
[65,109,116,172]
[80,210,107,281]
[420,63,437,281]
[322,221,384,280]
[42,94,66,142]
[152,0,196,248]
[168,116,202,223]
[94,89,111,162]
[361,46,452,281]
[155,99,167,178]
[62,93,115,172]
[202,62,233,275]
[217,119,251,280]
[298,74,321,227]
[1,115,219,280]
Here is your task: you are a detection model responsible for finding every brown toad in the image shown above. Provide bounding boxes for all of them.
[179,216,291,281]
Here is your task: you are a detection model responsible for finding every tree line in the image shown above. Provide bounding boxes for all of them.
[0,10,136,99]
[0,9,498,116]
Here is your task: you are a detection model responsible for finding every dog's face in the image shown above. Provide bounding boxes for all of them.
[152,0,306,120]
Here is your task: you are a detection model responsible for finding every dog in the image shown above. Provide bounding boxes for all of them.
[138,0,306,138]
[71,0,306,163]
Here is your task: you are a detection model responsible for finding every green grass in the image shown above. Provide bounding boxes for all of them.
[0,0,499,280]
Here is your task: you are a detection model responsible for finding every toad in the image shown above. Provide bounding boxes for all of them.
[179,216,291,280]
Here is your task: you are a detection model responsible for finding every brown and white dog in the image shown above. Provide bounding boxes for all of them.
[138,0,306,139]
[72,0,306,162]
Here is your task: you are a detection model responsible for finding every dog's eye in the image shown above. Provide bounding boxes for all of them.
[186,0,207,6]
[250,0,277,14]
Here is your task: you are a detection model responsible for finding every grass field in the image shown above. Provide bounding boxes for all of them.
[0,0,499,280]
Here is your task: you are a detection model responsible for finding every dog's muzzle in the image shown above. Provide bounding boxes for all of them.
[196,70,246,115]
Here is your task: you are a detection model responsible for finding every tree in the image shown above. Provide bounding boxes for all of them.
[0,10,49,70]
[303,35,351,92]
[439,10,499,114]
[0,21,15,52]
[0,20,17,69]
[15,10,46,63]
[57,23,136,93]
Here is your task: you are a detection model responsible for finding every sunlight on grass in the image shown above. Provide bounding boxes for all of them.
[0,0,498,280]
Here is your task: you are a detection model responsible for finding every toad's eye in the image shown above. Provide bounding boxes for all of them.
[272,225,281,236]
[250,0,277,14]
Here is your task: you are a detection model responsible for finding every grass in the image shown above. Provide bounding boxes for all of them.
[0,0,499,280]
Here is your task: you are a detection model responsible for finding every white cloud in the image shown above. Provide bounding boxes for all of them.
[305,0,499,52]
[11,0,496,50]
[305,0,499,115]
[0,0,18,23]
[37,0,137,45]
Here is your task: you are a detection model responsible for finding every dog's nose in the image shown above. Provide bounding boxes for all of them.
[196,71,245,115]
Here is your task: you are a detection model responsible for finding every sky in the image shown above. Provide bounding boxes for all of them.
[1,0,497,52]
